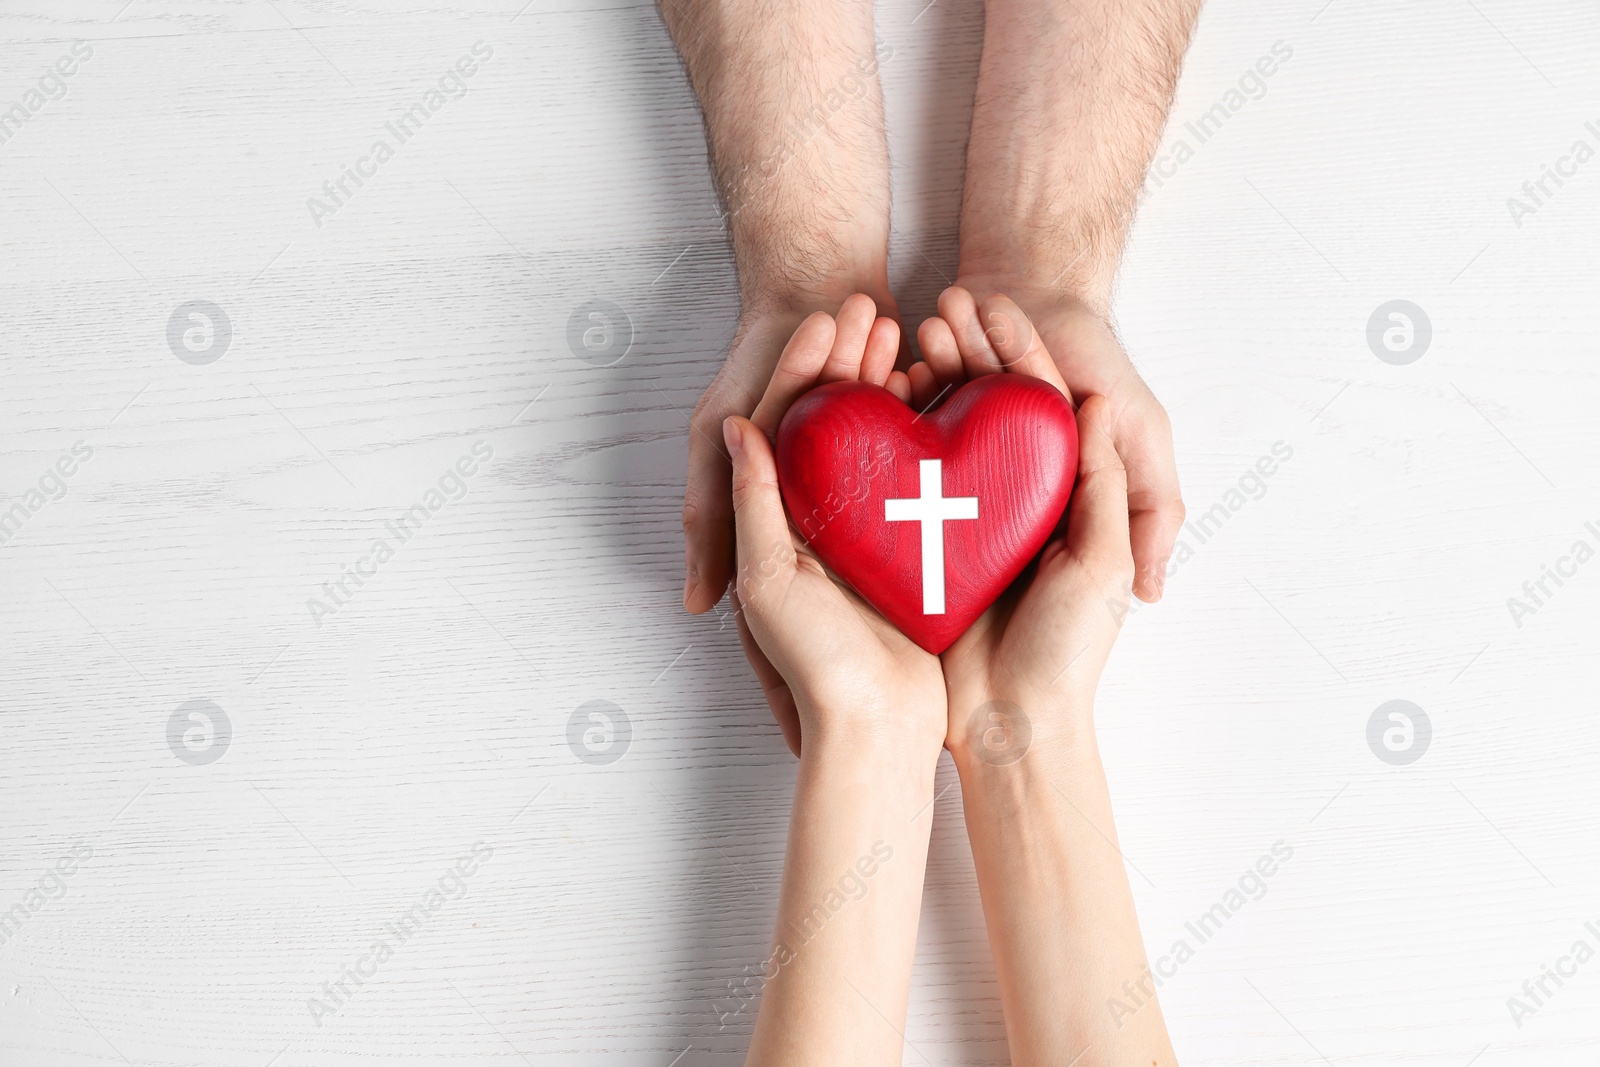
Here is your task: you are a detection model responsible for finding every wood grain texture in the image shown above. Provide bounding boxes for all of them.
[1,0,1597,1064]
[776,376,1075,654]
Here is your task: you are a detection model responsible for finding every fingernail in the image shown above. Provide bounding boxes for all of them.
[683,566,698,608]
[722,417,743,458]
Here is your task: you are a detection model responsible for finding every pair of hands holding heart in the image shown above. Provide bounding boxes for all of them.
[722,288,1137,759]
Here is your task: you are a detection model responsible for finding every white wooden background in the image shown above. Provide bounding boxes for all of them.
[2,0,1597,1064]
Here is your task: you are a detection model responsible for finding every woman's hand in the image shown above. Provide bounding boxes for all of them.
[726,294,946,762]
[916,286,1176,1067]
[911,286,1137,760]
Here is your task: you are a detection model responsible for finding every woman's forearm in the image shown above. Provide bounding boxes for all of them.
[747,732,938,1066]
[956,724,1176,1067]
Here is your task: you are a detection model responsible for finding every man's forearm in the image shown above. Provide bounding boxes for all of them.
[659,0,893,309]
[746,737,937,1065]
[958,0,1202,305]
[955,729,1176,1067]
[665,0,896,615]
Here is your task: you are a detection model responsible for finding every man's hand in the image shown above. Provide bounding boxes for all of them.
[944,279,1181,602]
[684,288,901,615]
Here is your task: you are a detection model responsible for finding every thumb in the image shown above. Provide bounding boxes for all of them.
[1065,395,1134,576]
[725,416,796,607]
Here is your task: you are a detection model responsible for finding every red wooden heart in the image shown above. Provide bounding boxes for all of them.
[775,375,1077,654]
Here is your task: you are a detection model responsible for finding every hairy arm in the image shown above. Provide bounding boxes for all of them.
[659,0,895,613]
[958,0,1202,304]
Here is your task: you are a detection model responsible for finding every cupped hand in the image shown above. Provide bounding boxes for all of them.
[724,295,942,759]
[913,288,1137,758]
[944,277,1182,604]
[683,291,907,617]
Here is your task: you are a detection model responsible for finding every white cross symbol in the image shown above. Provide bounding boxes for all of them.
[885,459,978,615]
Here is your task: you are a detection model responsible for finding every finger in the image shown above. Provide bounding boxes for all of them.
[685,314,808,613]
[731,590,801,758]
[860,317,900,386]
[684,389,738,614]
[748,312,837,437]
[916,315,965,388]
[1065,395,1133,581]
[1120,405,1184,602]
[725,415,797,613]
[819,294,877,382]
[980,295,1071,398]
[937,285,1004,377]
[885,369,912,403]
[907,361,940,411]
